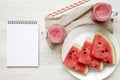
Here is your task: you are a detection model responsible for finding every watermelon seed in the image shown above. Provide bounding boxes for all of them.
[98,42,101,44]
[84,52,86,54]
[76,57,78,59]
[72,50,75,53]
[72,67,75,69]
[105,50,108,52]
[107,61,109,63]
[102,50,104,53]
[83,49,86,51]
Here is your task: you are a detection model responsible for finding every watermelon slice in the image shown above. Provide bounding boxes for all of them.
[78,38,103,70]
[91,32,116,64]
[63,44,88,75]
[47,25,66,43]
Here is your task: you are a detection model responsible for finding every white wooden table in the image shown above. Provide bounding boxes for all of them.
[0,0,120,80]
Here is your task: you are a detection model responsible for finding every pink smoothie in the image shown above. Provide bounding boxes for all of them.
[92,3,112,22]
[47,25,66,43]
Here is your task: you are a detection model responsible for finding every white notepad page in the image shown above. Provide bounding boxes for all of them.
[7,21,38,67]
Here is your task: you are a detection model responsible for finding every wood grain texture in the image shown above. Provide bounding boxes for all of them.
[0,0,120,80]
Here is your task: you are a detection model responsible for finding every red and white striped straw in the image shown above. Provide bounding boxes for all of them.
[48,0,90,16]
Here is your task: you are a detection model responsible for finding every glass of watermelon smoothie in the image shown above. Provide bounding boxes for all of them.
[47,25,66,43]
[92,3,117,22]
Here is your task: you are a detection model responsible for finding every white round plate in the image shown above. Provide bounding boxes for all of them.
[62,25,120,80]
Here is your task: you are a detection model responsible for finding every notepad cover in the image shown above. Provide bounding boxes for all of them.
[7,21,38,67]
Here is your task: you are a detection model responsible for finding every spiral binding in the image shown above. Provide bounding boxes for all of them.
[8,21,37,24]
[48,0,90,16]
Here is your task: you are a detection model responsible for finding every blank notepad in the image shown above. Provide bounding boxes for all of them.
[7,21,38,67]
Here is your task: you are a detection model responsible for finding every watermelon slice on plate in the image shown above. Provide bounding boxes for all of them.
[62,26,120,80]
[91,32,116,64]
[78,37,103,70]
[63,44,88,75]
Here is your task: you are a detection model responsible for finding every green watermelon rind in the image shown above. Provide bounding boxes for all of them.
[99,62,104,70]
[73,43,82,50]
[96,32,116,64]
[86,37,104,70]
[86,37,93,43]
[72,43,89,74]
[84,65,89,75]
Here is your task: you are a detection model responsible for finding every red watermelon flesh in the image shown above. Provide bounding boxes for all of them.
[91,32,116,64]
[63,44,88,74]
[78,38,103,70]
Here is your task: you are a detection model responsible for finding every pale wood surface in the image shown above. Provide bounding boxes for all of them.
[0,0,120,80]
